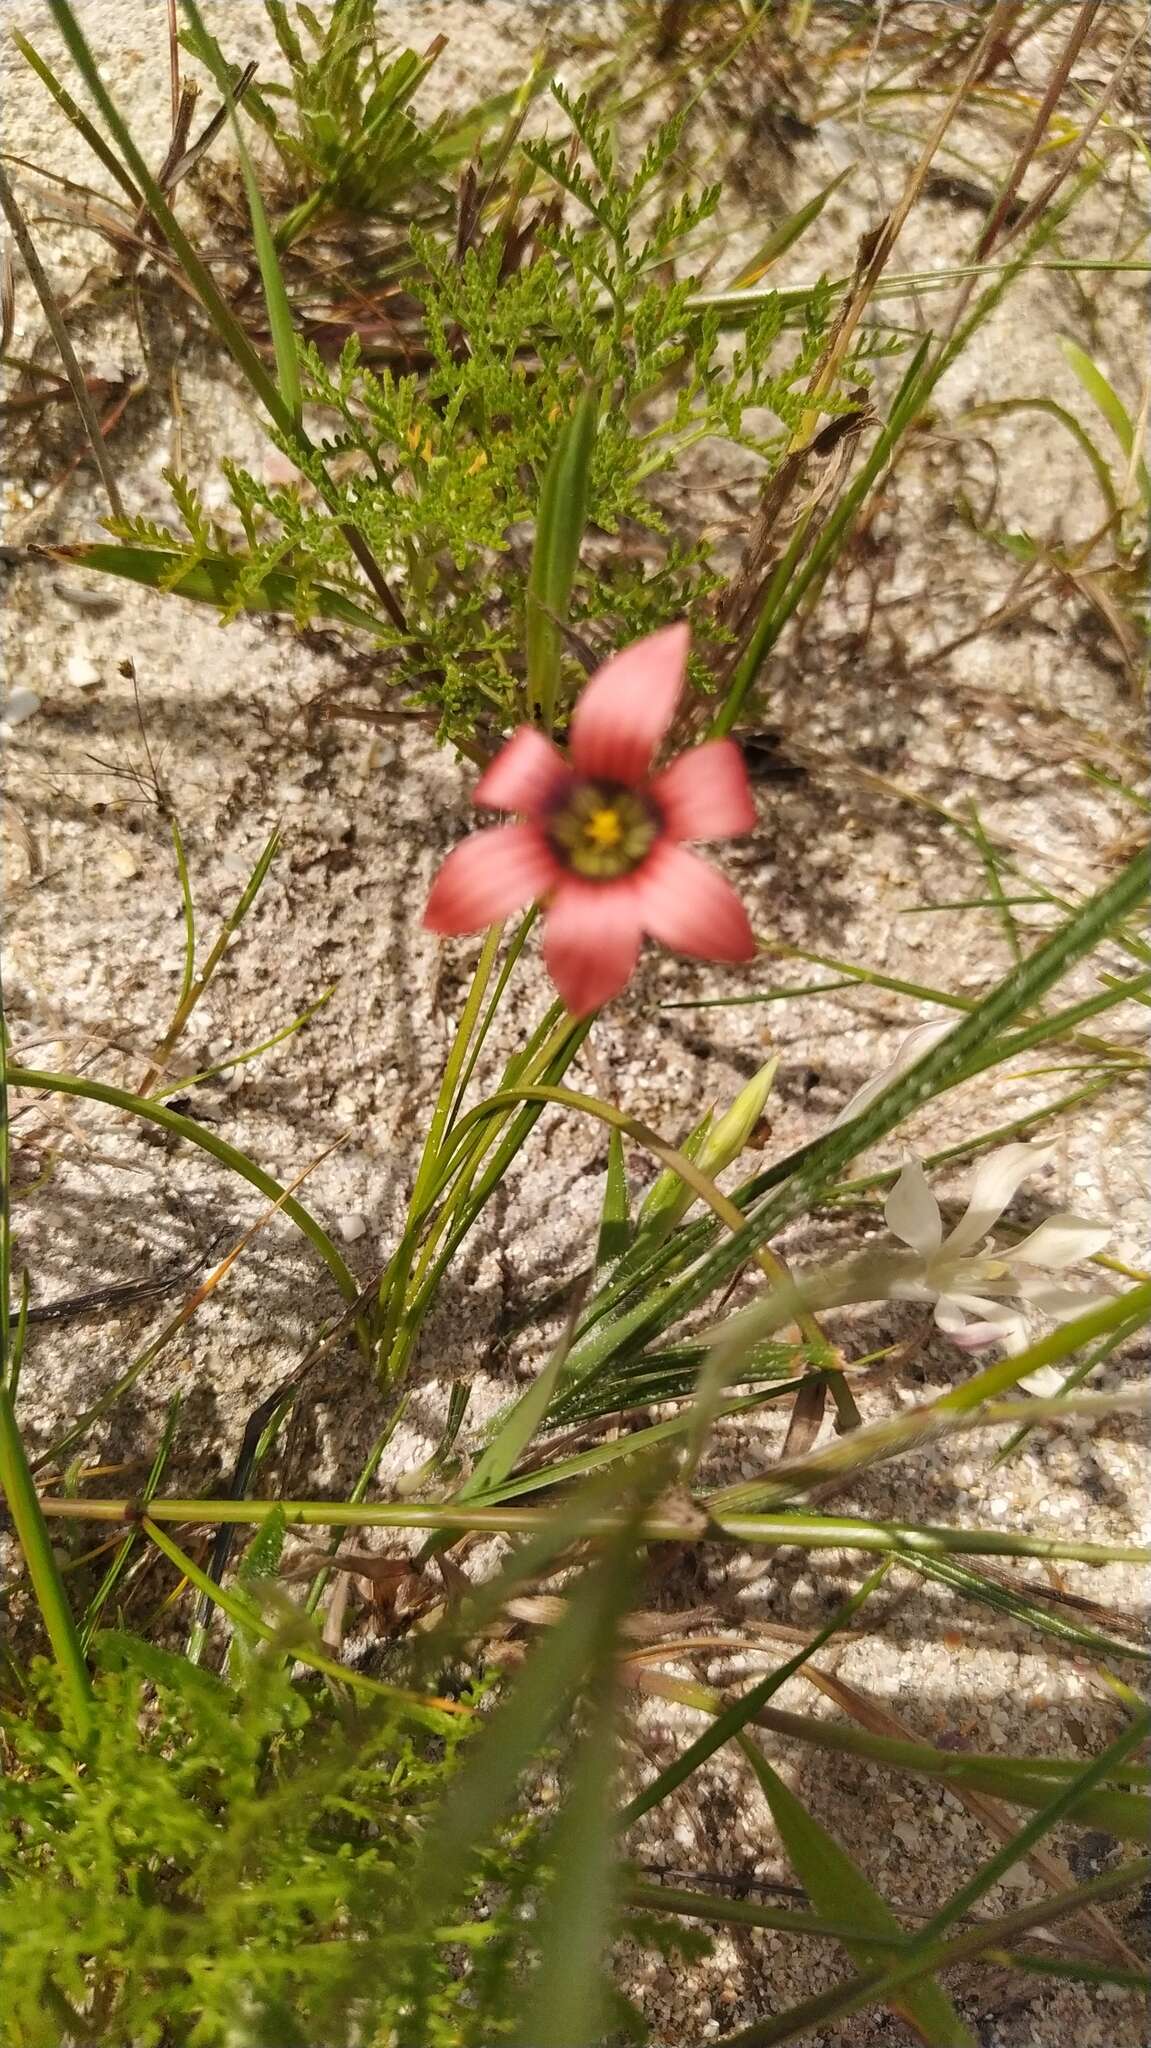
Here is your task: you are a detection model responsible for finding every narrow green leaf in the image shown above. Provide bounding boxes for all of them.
[0,992,92,1734]
[980,1951,1150,1992]
[631,1055,779,1263]
[594,1127,630,1272]
[1059,337,1150,505]
[469,1380,808,1510]
[146,985,336,1102]
[741,1741,974,2045]
[727,166,853,284]
[81,1393,182,1644]
[237,1503,288,1584]
[169,818,197,1007]
[460,1305,580,1505]
[410,1532,636,1927]
[727,1704,1150,1840]
[626,1879,914,1947]
[513,1655,622,2047]
[711,335,933,736]
[833,1710,1151,2033]
[182,0,302,426]
[714,1857,1150,2046]
[37,542,386,633]
[963,396,1119,516]
[1059,338,1137,454]
[526,388,598,730]
[410,922,505,1216]
[633,1106,713,1239]
[6,1065,359,1307]
[619,1566,889,1832]
[46,0,295,434]
[901,1549,1150,1666]
[13,30,145,209]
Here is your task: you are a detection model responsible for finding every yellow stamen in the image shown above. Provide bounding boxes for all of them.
[585,807,623,849]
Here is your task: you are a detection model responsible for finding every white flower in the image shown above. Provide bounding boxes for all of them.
[882,1142,1112,1357]
[831,1018,954,1131]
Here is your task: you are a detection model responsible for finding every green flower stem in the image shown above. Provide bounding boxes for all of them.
[373,1011,586,1384]
[378,1022,591,1384]
[31,1495,1150,1567]
[0,1378,92,1735]
[137,828,280,1094]
[409,920,505,1215]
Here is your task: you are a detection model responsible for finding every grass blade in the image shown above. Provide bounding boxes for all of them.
[182,0,301,427]
[512,1635,624,2047]
[0,158,123,519]
[13,30,144,208]
[619,1565,889,1833]
[526,387,598,730]
[36,542,388,632]
[740,1740,973,2045]
[715,1857,1149,2047]
[594,1126,630,1273]
[6,1065,359,1307]
[0,994,92,1736]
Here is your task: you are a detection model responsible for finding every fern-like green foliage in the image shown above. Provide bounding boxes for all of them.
[180,0,501,245]
[102,83,881,745]
[0,1633,532,2048]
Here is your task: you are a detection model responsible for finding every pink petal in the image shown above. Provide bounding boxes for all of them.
[473,726,572,816]
[934,1294,1027,1352]
[650,739,757,841]
[568,623,690,785]
[634,841,756,962]
[543,878,643,1014]
[424,824,558,935]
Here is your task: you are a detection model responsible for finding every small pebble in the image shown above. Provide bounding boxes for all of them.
[338,1212,367,1244]
[1,688,40,728]
[66,651,101,690]
[109,845,141,880]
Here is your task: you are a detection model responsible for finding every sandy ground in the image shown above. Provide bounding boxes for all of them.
[1,5,1148,2043]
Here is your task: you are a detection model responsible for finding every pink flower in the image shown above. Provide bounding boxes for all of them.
[424,624,757,1014]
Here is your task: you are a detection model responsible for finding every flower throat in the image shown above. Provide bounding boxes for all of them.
[547,781,660,880]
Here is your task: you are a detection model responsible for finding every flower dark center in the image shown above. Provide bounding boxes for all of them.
[548,781,660,880]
